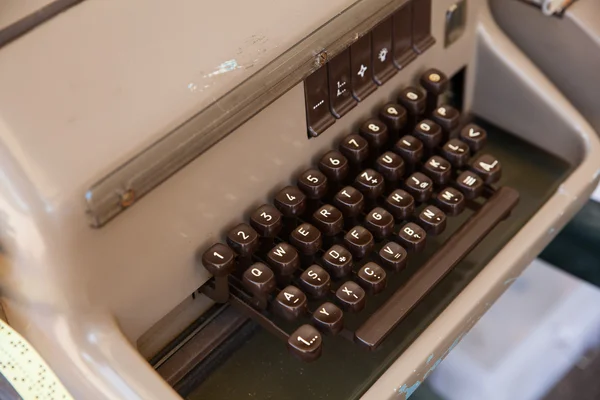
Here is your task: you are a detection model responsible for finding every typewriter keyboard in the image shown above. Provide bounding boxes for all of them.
[200,68,519,362]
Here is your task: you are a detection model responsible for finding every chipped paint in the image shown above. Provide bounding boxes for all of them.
[204,59,243,78]
[397,335,466,398]
[398,381,421,398]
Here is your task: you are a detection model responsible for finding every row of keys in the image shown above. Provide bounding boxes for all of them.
[305,0,435,137]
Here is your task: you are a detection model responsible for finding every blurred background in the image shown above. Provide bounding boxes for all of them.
[412,187,600,399]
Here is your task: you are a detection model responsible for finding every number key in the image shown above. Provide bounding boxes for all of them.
[298,169,328,199]
[339,133,369,164]
[226,223,259,256]
[379,103,407,134]
[201,243,235,276]
[274,186,306,217]
[288,324,322,362]
[359,118,389,148]
[318,150,349,182]
[250,204,282,237]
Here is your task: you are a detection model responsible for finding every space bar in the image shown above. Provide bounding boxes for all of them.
[354,186,520,350]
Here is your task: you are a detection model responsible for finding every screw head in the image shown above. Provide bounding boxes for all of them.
[315,52,328,67]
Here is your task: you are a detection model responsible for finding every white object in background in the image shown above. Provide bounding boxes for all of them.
[0,318,74,400]
[429,258,600,400]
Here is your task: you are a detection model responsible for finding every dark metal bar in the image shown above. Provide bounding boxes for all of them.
[155,305,248,387]
[354,186,519,349]
[229,294,289,342]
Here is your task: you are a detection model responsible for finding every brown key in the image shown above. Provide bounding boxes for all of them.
[379,241,408,271]
[322,245,353,278]
[290,223,322,255]
[375,151,405,183]
[274,186,307,217]
[384,189,415,220]
[359,119,389,149]
[312,204,344,236]
[201,243,235,276]
[288,325,322,362]
[354,169,385,199]
[299,265,331,298]
[397,222,426,252]
[226,223,259,257]
[470,154,502,184]
[340,133,370,164]
[298,169,328,199]
[413,119,443,149]
[357,262,387,294]
[456,171,484,199]
[333,186,365,217]
[404,172,433,202]
[250,204,283,238]
[364,207,395,239]
[422,156,452,185]
[460,123,487,152]
[319,150,350,182]
[441,139,470,168]
[242,263,277,298]
[417,205,447,235]
[275,286,307,320]
[336,281,366,312]
[394,135,424,164]
[344,226,374,258]
[267,243,300,276]
[312,302,344,335]
[436,187,466,216]
[431,105,460,136]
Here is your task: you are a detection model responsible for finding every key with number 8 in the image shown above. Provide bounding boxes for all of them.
[359,119,389,148]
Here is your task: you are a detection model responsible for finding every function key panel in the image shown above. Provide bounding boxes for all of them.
[304,0,435,138]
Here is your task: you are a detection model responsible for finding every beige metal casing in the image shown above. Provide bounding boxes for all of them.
[0,1,598,399]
